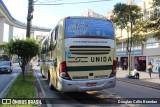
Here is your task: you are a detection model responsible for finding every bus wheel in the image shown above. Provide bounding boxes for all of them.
[48,72,54,90]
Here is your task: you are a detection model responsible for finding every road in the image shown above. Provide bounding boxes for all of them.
[108,81,160,98]
[33,67,160,107]
[0,63,21,98]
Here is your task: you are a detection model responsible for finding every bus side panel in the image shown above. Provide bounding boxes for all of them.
[51,19,66,90]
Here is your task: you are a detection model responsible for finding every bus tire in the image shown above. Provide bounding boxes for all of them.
[48,72,54,90]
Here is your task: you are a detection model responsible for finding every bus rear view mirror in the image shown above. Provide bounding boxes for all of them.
[53,61,57,67]
[53,58,57,67]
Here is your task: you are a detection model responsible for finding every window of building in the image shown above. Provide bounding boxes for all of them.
[146,42,159,49]
[116,43,122,51]
[123,42,128,51]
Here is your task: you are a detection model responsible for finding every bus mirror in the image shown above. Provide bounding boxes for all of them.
[54,61,57,67]
[54,59,57,67]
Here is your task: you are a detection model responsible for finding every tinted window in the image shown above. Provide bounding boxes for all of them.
[65,18,114,39]
[0,61,11,66]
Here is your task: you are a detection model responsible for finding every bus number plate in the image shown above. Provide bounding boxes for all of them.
[86,82,96,87]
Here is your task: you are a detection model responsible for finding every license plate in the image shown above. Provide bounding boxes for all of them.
[86,82,97,87]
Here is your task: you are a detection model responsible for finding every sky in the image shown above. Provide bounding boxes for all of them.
[2,0,143,41]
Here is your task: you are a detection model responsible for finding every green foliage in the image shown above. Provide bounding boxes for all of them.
[8,38,40,79]
[0,42,8,55]
[145,18,160,30]
[5,72,35,98]
[153,30,160,40]
[144,0,160,40]
[9,38,39,59]
[111,3,145,45]
[153,0,160,7]
[111,3,143,75]
[1,72,38,107]
[132,21,147,44]
[111,3,141,29]
[111,3,128,29]
[1,54,10,60]
[0,42,7,50]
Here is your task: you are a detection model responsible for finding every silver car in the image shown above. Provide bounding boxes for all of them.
[0,61,12,73]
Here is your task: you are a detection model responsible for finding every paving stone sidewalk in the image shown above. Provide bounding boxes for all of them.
[116,69,160,90]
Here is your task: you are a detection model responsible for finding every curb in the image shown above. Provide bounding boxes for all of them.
[33,69,52,107]
[117,78,160,90]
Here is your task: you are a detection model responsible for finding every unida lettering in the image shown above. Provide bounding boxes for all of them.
[91,56,112,62]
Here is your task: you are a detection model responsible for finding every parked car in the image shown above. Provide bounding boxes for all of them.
[0,61,12,73]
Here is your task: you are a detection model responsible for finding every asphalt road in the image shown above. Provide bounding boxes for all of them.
[0,63,21,98]
[33,67,160,107]
[108,81,160,98]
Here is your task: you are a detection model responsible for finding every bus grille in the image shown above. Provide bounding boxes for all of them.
[69,46,111,55]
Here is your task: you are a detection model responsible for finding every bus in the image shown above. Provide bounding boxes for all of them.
[39,16,116,92]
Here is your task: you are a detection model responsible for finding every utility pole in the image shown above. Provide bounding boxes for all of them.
[26,0,34,38]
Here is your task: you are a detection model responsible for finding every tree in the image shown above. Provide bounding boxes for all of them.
[132,21,147,45]
[110,3,127,38]
[145,0,160,40]
[153,0,160,7]
[0,42,8,54]
[8,38,40,79]
[111,3,143,75]
[0,42,12,60]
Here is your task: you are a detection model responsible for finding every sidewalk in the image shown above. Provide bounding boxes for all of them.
[116,69,160,90]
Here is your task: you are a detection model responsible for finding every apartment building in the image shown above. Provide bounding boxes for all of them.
[36,35,46,43]
[81,2,160,72]
[81,9,106,18]
[116,0,160,72]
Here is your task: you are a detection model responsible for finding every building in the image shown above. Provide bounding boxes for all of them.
[126,0,134,5]
[82,9,106,18]
[36,35,46,43]
[116,0,160,72]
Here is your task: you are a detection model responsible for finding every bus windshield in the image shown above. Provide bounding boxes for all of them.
[65,18,114,39]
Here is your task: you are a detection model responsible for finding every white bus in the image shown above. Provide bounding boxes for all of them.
[40,16,116,92]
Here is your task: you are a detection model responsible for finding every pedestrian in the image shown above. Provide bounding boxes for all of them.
[147,62,153,78]
[158,65,160,79]
[123,60,127,70]
[132,67,139,79]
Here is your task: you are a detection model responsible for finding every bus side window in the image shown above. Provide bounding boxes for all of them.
[41,45,45,54]
[48,34,51,51]
[49,26,59,51]
[50,31,56,50]
[55,26,59,40]
[44,38,48,53]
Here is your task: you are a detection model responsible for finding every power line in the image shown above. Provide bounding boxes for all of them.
[34,0,112,5]
[36,0,64,4]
